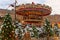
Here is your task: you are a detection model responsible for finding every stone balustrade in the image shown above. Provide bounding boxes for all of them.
[22,37,60,40]
[31,37,60,40]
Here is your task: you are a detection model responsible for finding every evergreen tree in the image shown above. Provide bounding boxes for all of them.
[32,26,39,38]
[54,23,59,36]
[44,19,54,40]
[1,13,15,40]
[44,19,54,36]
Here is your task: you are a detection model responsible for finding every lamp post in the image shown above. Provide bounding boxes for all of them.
[14,0,17,21]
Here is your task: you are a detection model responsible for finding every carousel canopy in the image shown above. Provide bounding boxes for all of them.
[16,2,52,16]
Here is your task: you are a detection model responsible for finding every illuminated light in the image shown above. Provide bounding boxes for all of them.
[57,22,60,28]
[51,22,55,28]
[21,21,24,23]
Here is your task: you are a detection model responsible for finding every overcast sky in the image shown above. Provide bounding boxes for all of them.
[0,0,60,15]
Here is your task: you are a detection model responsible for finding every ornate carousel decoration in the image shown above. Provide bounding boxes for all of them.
[16,2,52,27]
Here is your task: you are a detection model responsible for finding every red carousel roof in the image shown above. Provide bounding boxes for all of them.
[16,2,52,16]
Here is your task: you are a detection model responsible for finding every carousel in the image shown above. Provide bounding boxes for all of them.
[16,2,52,27]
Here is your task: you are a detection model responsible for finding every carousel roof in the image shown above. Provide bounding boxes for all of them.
[16,2,52,16]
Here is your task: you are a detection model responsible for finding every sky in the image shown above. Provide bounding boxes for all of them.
[0,0,60,15]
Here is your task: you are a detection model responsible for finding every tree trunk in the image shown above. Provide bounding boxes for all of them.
[47,35,49,40]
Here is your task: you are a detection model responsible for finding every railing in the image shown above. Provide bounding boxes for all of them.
[24,19,42,22]
[31,37,60,40]
[23,16,43,20]
[22,37,60,40]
